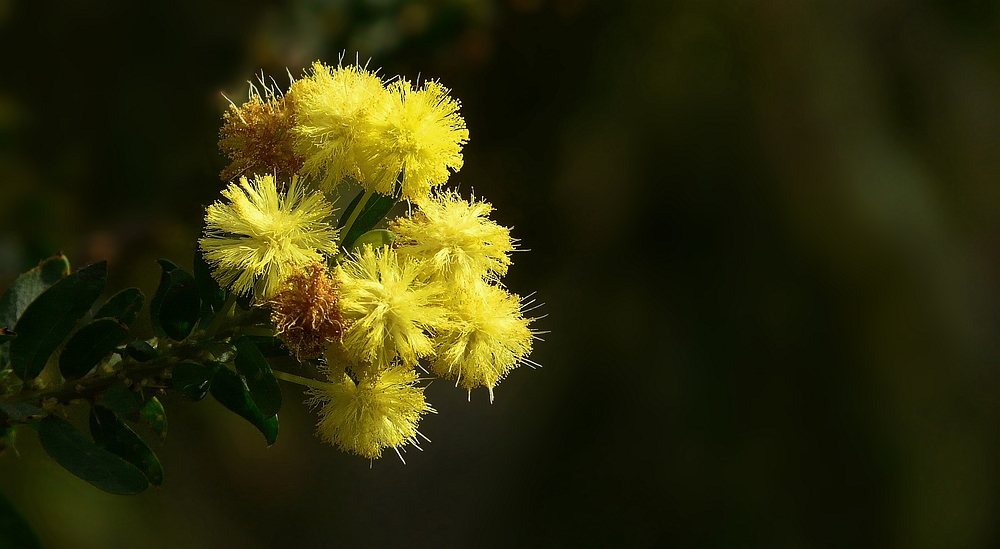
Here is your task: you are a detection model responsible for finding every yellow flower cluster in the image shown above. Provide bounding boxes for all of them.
[201,60,535,460]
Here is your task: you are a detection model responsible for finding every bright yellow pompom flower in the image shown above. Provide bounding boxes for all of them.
[355,79,468,202]
[291,61,389,191]
[200,174,339,301]
[336,246,446,368]
[432,279,534,401]
[310,365,433,460]
[392,190,514,284]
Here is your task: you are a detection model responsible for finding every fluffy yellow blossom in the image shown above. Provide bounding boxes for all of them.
[219,86,303,186]
[310,365,432,460]
[355,80,468,202]
[200,175,339,301]
[392,190,514,284]
[432,280,534,401]
[336,246,445,368]
[291,62,388,191]
[269,262,343,359]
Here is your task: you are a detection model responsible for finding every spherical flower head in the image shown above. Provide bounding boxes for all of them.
[355,79,469,202]
[200,174,340,301]
[432,280,534,401]
[309,365,433,459]
[291,61,389,191]
[392,190,514,284]
[269,262,342,359]
[219,86,303,186]
[336,246,446,369]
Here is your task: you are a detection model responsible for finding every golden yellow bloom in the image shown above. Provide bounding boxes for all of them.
[432,280,534,401]
[336,246,445,369]
[200,175,339,301]
[310,365,432,460]
[392,190,514,284]
[219,87,303,186]
[291,61,388,191]
[355,80,468,202]
[269,262,342,359]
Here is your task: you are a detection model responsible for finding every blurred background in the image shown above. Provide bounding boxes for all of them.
[1,0,999,547]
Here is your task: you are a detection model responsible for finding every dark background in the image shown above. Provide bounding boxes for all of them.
[1,0,999,547]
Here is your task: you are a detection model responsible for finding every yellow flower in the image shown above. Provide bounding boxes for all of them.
[355,79,468,202]
[336,246,445,369]
[200,174,339,301]
[269,262,343,359]
[310,365,433,460]
[392,190,514,284]
[219,85,303,186]
[432,280,534,401]
[291,61,389,191]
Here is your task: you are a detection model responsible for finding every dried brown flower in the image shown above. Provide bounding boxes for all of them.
[269,262,343,359]
[219,90,304,186]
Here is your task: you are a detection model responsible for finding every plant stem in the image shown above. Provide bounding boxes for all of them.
[337,187,375,249]
[271,369,329,391]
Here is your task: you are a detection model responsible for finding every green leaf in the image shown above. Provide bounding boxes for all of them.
[0,490,41,549]
[210,367,278,445]
[233,336,282,418]
[89,405,164,486]
[151,260,200,341]
[169,361,215,401]
[100,381,142,419]
[193,247,225,312]
[0,328,15,344]
[338,189,399,250]
[0,253,71,331]
[37,415,148,495]
[125,340,158,362]
[94,287,144,326]
[198,340,236,362]
[138,397,167,442]
[351,229,396,252]
[59,318,129,379]
[244,335,290,358]
[0,402,45,422]
[10,261,108,381]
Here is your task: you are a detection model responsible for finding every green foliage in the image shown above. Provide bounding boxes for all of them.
[0,254,70,332]
[0,402,44,422]
[233,336,282,418]
[0,490,41,549]
[89,405,164,487]
[338,188,399,250]
[37,415,149,495]
[194,247,225,313]
[210,365,279,445]
[58,318,129,379]
[139,397,168,442]
[170,361,216,401]
[150,259,200,341]
[94,288,145,327]
[10,261,108,381]
[125,340,158,362]
[100,381,142,418]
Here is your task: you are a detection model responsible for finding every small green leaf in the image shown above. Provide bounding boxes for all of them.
[100,381,142,419]
[351,229,396,252]
[125,340,158,362]
[194,247,225,312]
[210,367,278,445]
[0,490,42,549]
[59,318,129,379]
[138,397,167,442]
[169,361,215,401]
[89,405,164,486]
[95,288,144,326]
[198,340,236,362]
[0,253,71,331]
[10,261,108,380]
[151,260,200,341]
[0,402,45,422]
[0,328,15,344]
[233,336,282,418]
[338,188,399,250]
[37,415,148,495]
